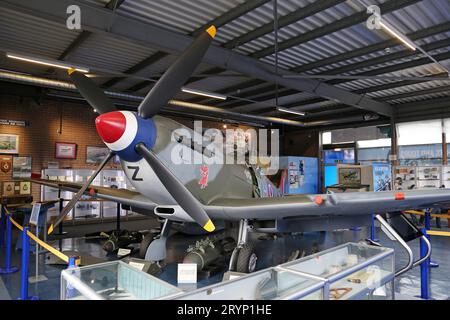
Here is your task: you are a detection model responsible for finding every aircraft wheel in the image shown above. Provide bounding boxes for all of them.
[236,243,257,273]
[139,233,154,259]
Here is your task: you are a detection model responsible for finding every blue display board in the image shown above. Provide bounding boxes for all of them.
[323,148,355,164]
[324,165,338,188]
[372,162,391,191]
[279,157,318,194]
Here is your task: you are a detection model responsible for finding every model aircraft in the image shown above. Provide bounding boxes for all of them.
[29,25,450,273]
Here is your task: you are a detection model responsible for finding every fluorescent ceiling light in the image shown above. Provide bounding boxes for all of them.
[379,21,416,51]
[276,107,306,116]
[181,87,227,100]
[6,53,89,73]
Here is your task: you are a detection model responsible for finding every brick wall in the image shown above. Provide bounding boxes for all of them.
[0,95,117,201]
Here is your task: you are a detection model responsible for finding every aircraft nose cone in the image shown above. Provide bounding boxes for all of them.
[95,111,126,143]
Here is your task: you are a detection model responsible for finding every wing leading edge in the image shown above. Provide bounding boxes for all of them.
[204,189,450,221]
[29,179,450,223]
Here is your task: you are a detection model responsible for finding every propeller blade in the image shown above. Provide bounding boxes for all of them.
[68,69,117,114]
[135,143,215,232]
[48,151,115,235]
[138,25,216,119]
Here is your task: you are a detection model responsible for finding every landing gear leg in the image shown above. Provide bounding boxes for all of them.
[229,219,258,273]
[145,219,172,262]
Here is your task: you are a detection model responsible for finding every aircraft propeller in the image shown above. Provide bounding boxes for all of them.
[61,26,218,233]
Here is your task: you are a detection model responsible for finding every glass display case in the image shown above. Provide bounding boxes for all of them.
[41,169,74,222]
[442,165,450,188]
[395,166,417,190]
[41,168,137,223]
[73,169,101,220]
[101,169,128,218]
[60,243,395,301]
[416,166,441,189]
[61,261,181,300]
[281,242,395,300]
[173,267,326,300]
[395,166,444,190]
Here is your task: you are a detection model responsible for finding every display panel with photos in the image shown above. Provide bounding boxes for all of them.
[338,167,361,185]
[0,134,19,154]
[0,156,12,174]
[86,146,110,164]
[55,142,77,159]
[2,180,31,196]
[323,148,355,164]
[12,156,32,179]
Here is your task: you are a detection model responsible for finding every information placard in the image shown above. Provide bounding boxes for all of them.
[177,263,197,284]
[29,203,41,226]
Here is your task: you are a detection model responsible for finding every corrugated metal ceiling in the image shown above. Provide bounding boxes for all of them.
[0,0,449,125]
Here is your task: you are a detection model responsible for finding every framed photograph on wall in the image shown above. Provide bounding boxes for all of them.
[0,134,19,154]
[12,156,32,179]
[55,142,77,159]
[86,146,110,164]
[0,156,12,174]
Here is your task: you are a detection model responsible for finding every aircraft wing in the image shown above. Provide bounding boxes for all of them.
[204,189,450,221]
[29,178,157,212]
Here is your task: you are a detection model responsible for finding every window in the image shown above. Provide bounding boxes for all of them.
[397,120,442,146]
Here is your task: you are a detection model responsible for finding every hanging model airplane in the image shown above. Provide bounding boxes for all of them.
[29,25,450,273]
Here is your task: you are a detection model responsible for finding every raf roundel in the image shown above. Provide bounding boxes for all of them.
[95,110,157,162]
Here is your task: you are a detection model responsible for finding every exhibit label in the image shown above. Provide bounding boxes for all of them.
[0,119,29,127]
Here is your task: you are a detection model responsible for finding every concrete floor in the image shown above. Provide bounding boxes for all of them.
[0,218,449,300]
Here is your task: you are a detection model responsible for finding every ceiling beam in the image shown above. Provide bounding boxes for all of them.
[57,30,91,60]
[196,20,450,106]
[105,0,125,10]
[0,0,393,117]
[354,72,449,94]
[380,85,450,102]
[186,0,345,87]
[103,51,166,88]
[225,38,450,113]
[54,0,125,63]
[324,38,450,76]
[107,0,271,90]
[327,51,450,86]
[292,21,450,74]
[251,0,421,59]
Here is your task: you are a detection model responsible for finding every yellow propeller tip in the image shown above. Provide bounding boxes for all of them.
[203,219,215,232]
[206,25,216,38]
[48,224,54,235]
[67,67,76,75]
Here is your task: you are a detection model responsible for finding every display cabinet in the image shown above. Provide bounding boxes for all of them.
[395,165,444,190]
[441,165,450,188]
[101,169,128,218]
[60,243,395,301]
[395,166,417,190]
[41,169,74,222]
[73,169,101,220]
[173,267,326,300]
[416,166,441,189]
[41,168,137,223]
[61,261,181,300]
[281,242,395,300]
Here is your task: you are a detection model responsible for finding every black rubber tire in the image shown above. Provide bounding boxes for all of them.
[236,243,257,273]
[139,233,154,259]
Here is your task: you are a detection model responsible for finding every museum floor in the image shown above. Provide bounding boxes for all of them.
[0,217,449,300]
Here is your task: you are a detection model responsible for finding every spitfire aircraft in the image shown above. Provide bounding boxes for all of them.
[30,25,450,273]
